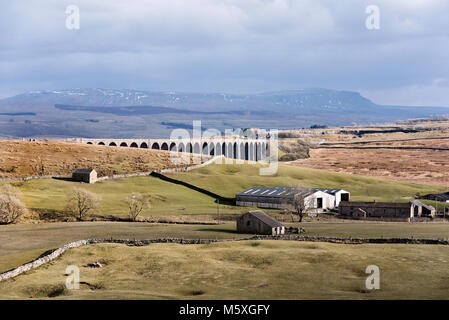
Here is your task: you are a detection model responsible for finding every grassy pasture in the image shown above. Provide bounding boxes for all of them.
[0,222,245,273]
[1,163,444,220]
[1,176,244,218]
[2,221,449,274]
[167,163,445,201]
[2,240,449,299]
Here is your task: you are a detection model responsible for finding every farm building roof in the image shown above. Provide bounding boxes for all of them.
[246,210,283,228]
[237,186,312,198]
[420,192,449,202]
[411,200,436,211]
[73,168,95,174]
[314,188,347,195]
[237,186,345,198]
[339,201,411,208]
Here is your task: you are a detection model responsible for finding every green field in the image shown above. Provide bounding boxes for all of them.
[0,222,248,273]
[1,163,445,220]
[167,162,446,201]
[1,176,244,218]
[2,221,449,275]
[2,240,449,299]
[1,163,449,300]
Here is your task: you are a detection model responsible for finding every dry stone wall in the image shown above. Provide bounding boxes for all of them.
[2,235,449,282]
[0,240,88,281]
[0,156,222,183]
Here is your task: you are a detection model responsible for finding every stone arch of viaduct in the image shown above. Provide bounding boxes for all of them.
[81,138,268,161]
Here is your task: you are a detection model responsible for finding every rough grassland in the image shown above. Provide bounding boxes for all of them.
[166,163,445,201]
[2,241,449,300]
[2,221,449,274]
[0,139,182,178]
[0,222,247,273]
[293,137,449,187]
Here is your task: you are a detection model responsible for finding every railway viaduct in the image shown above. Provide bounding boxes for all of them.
[75,137,268,161]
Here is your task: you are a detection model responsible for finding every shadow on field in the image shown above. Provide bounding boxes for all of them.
[197,228,240,234]
[52,177,73,182]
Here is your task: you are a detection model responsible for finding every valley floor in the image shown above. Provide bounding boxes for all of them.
[2,240,449,299]
[2,220,449,300]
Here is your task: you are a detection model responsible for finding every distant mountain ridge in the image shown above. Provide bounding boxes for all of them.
[1,88,448,138]
[54,104,254,116]
[3,88,377,113]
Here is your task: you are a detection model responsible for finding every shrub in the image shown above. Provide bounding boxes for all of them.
[0,184,28,224]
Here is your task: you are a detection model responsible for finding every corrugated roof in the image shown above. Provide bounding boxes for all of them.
[238,186,312,198]
[313,188,346,195]
[237,186,346,198]
[411,200,435,211]
[420,192,449,202]
[246,210,283,228]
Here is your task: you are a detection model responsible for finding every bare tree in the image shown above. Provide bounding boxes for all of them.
[125,193,150,221]
[30,156,45,176]
[281,185,313,223]
[65,187,100,221]
[0,184,28,224]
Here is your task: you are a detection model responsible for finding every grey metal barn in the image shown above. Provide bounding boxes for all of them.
[236,186,350,211]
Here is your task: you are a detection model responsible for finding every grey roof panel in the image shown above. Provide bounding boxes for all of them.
[237,186,338,198]
[73,168,95,173]
[411,200,435,211]
[247,210,283,228]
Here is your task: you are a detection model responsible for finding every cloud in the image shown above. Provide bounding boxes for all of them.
[1,0,449,106]
[361,78,449,107]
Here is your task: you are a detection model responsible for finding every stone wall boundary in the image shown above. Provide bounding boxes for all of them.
[0,156,222,183]
[2,235,449,282]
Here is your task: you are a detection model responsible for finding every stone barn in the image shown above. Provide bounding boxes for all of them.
[237,210,285,235]
[72,169,98,184]
[339,201,435,221]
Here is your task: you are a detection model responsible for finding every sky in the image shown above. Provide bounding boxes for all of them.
[1,0,449,106]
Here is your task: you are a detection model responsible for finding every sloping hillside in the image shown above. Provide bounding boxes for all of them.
[165,163,445,202]
[0,140,183,178]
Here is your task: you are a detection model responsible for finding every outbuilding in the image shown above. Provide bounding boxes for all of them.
[411,200,436,218]
[236,210,285,235]
[314,189,350,208]
[339,200,436,221]
[72,169,98,184]
[420,192,449,203]
[236,186,338,211]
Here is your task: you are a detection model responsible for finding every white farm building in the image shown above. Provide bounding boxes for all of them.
[236,186,350,211]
